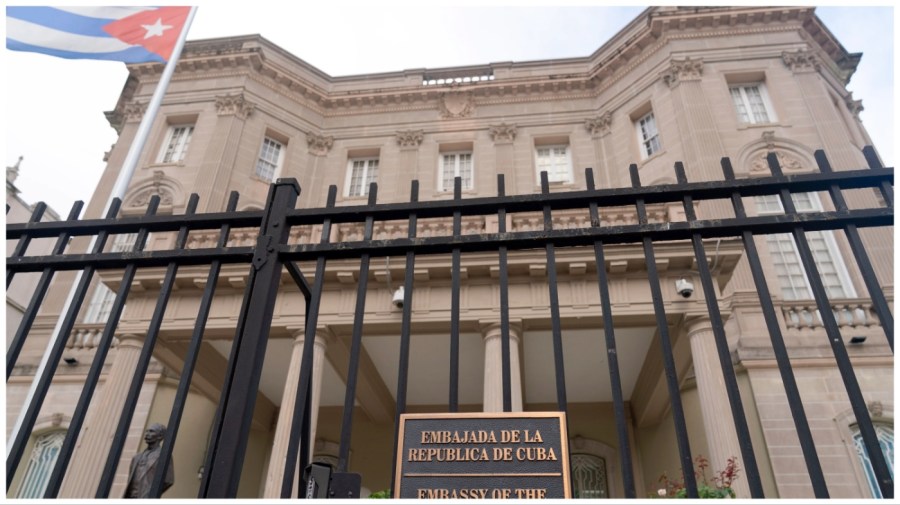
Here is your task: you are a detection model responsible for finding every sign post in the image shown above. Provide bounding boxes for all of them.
[395,412,571,499]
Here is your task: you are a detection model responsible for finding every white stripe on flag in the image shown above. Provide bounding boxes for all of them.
[7,16,133,54]
[52,6,151,19]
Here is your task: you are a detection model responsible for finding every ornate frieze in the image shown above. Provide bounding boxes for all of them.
[661,57,703,88]
[489,123,517,144]
[585,113,613,137]
[751,150,803,173]
[782,50,820,73]
[395,129,424,149]
[439,91,474,119]
[215,93,255,119]
[306,133,334,156]
[124,101,148,123]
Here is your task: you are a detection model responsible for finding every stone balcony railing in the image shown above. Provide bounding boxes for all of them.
[68,323,118,350]
[781,298,883,332]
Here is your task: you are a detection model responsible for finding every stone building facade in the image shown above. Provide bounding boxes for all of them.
[7,6,892,499]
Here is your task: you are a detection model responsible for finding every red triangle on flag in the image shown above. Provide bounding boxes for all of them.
[102,7,191,61]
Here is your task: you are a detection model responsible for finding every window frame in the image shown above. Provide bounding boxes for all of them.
[756,192,856,300]
[344,157,380,197]
[634,111,662,159]
[156,124,194,164]
[15,430,66,498]
[438,150,474,192]
[533,144,573,184]
[255,136,285,183]
[729,82,777,125]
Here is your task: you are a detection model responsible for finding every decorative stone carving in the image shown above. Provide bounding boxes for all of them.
[125,170,180,209]
[845,94,864,121]
[751,150,803,173]
[124,101,148,122]
[662,57,703,88]
[439,91,474,119]
[489,123,517,143]
[585,113,613,137]
[782,50,820,73]
[395,129,424,149]
[7,155,22,185]
[215,93,255,119]
[50,412,64,427]
[761,131,777,152]
[306,133,334,156]
[868,401,884,418]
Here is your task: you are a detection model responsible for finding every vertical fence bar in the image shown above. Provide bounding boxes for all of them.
[449,177,462,412]
[814,150,893,349]
[95,194,200,497]
[767,153,893,499]
[7,201,84,379]
[282,186,338,497]
[720,158,829,497]
[151,191,240,498]
[6,201,46,288]
[203,180,299,498]
[540,172,567,412]
[6,199,121,485]
[497,174,512,412]
[337,183,378,472]
[44,197,161,498]
[585,168,635,498]
[629,164,697,497]
[862,146,893,206]
[674,162,764,497]
[390,180,419,493]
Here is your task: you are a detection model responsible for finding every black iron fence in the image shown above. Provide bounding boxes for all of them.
[6,147,893,498]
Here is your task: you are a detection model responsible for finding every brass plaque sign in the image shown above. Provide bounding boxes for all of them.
[395,412,571,499]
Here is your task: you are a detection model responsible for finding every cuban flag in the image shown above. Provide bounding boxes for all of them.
[7,6,191,63]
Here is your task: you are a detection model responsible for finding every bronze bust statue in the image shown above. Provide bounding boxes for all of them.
[124,423,174,498]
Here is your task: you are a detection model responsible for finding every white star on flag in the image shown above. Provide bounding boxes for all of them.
[142,18,173,39]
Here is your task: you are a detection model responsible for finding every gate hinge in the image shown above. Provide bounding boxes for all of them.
[252,235,274,271]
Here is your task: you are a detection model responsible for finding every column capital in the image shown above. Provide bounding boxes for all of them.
[215,92,255,119]
[395,129,424,150]
[115,332,145,349]
[685,317,714,338]
[123,101,147,123]
[479,320,523,341]
[781,49,820,74]
[288,327,330,348]
[306,133,334,156]
[661,57,703,88]
[489,123,517,144]
[585,112,613,138]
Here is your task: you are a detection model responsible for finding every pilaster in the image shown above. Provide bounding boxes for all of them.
[198,93,255,212]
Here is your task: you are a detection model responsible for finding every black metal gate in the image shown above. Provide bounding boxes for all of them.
[6,147,893,499]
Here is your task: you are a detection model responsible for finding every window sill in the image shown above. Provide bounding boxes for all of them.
[145,162,185,169]
[736,122,787,130]
[250,174,275,185]
[436,188,477,197]
[638,149,667,168]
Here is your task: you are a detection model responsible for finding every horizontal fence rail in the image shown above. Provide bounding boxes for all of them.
[5,147,893,499]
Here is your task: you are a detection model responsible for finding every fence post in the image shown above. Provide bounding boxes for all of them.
[201,179,299,497]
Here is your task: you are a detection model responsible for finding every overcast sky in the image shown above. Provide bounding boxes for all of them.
[3,4,895,214]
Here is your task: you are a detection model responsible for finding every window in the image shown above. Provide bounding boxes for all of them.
[756,193,855,300]
[635,111,661,159]
[158,125,194,163]
[852,424,893,498]
[571,453,609,499]
[255,137,284,182]
[85,234,137,323]
[730,83,775,124]
[16,431,65,498]
[439,152,473,191]
[347,158,379,197]
[535,145,572,183]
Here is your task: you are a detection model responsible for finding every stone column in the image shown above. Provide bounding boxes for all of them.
[198,93,255,212]
[687,319,750,498]
[263,330,328,498]
[481,322,523,412]
[489,123,519,193]
[59,334,156,497]
[585,113,614,189]
[782,50,891,288]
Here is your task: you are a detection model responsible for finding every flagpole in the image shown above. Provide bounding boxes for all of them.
[7,6,198,458]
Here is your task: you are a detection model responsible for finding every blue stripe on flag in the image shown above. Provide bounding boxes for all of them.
[6,6,118,37]
[6,38,164,63]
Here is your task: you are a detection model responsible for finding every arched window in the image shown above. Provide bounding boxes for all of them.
[852,424,893,498]
[16,431,66,498]
[571,453,609,498]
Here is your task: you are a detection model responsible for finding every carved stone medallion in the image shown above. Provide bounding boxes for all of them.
[439,91,474,119]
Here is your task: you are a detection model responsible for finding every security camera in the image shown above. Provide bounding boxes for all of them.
[391,286,405,308]
[675,277,694,298]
